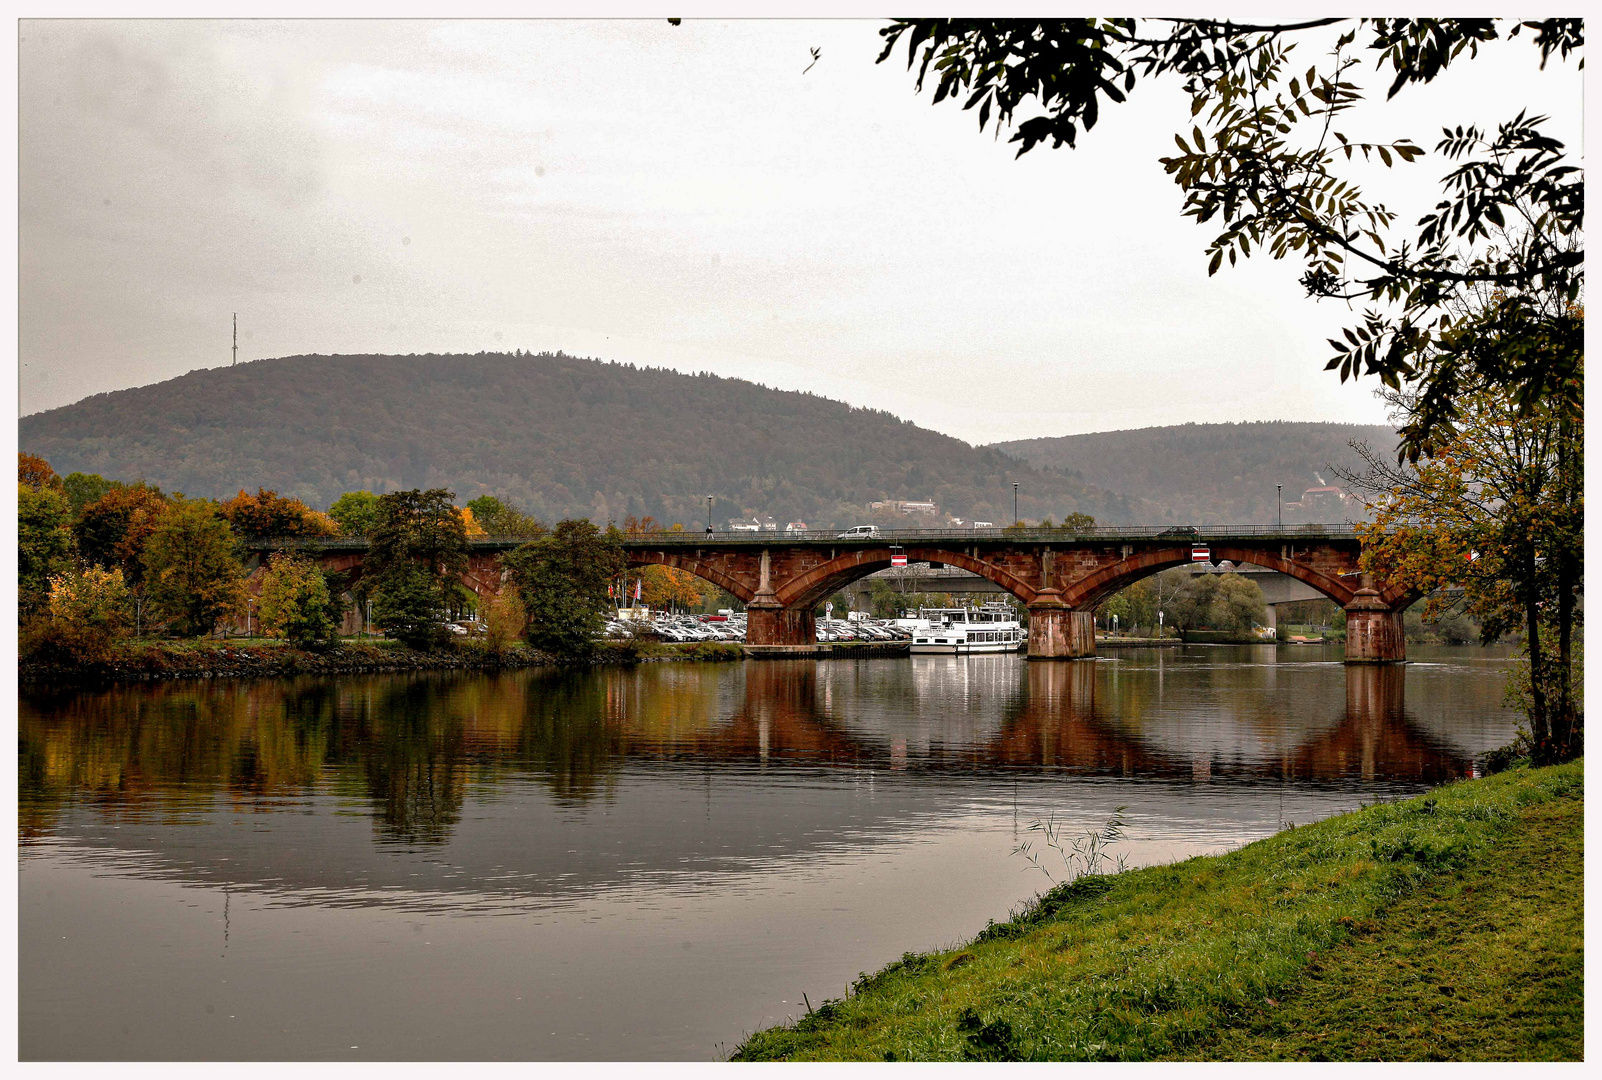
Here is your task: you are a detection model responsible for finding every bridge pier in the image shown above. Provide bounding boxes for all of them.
[1344,587,1406,664]
[1027,598,1096,660]
[744,603,826,657]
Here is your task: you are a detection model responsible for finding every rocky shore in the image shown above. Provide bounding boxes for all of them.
[18,640,567,684]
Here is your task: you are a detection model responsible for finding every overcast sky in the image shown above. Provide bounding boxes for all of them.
[17,18,1584,444]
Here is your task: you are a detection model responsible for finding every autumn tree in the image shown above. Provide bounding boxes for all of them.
[639,565,717,612]
[354,488,469,650]
[503,519,626,659]
[141,498,249,637]
[18,452,62,492]
[48,565,133,637]
[618,518,714,612]
[73,483,171,587]
[1345,373,1581,763]
[258,551,339,650]
[483,589,528,654]
[221,487,340,539]
[20,565,134,664]
[879,19,1582,458]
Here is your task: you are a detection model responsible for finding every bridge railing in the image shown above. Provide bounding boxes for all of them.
[654,523,1363,544]
[242,523,1362,551]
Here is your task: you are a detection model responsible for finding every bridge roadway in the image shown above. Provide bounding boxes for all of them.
[247,524,1409,663]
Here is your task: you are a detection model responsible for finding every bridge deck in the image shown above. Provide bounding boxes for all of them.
[245,523,1360,553]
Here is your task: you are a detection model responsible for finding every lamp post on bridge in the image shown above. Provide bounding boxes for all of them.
[1013,482,1019,527]
[706,495,713,535]
[1277,484,1282,527]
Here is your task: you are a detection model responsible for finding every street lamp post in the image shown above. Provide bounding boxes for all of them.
[1013,482,1019,527]
[706,495,714,534]
[1277,484,1282,527]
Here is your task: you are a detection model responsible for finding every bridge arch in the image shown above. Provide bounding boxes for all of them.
[1058,544,1361,611]
[773,547,1038,611]
[625,550,759,605]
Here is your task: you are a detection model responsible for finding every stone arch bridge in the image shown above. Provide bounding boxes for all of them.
[246,525,1408,663]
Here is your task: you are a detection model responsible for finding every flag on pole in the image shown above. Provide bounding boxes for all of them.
[608,583,614,598]
[634,579,642,602]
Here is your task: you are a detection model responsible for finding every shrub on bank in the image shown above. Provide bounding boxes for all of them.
[20,615,118,667]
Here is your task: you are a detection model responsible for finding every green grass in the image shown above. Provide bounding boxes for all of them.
[1166,791,1582,1060]
[634,640,746,661]
[732,761,1583,1062]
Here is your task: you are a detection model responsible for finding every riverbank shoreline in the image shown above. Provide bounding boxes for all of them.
[1096,636,1183,648]
[732,760,1583,1062]
[17,637,752,684]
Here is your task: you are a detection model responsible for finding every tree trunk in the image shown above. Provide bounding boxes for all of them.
[1524,545,1550,763]
[1552,414,1579,759]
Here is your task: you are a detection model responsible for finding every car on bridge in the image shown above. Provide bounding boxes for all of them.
[836,524,881,539]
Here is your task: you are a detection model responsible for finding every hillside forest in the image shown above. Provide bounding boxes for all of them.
[19,352,1131,531]
[993,421,1396,525]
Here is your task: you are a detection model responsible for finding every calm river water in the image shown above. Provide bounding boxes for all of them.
[20,645,1521,1060]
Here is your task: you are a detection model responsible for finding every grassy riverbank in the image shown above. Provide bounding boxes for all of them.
[732,761,1583,1062]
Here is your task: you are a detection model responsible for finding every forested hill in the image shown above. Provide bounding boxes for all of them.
[20,352,1131,529]
[991,421,1398,525]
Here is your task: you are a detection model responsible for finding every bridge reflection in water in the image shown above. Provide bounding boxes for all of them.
[21,652,1488,853]
[706,656,1469,786]
[20,651,1516,1061]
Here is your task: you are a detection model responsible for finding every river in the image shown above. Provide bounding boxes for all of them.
[19,645,1522,1060]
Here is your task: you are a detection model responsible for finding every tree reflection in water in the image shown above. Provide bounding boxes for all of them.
[20,655,1481,847]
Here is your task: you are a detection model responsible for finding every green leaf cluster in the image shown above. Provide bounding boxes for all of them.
[503,519,626,659]
[258,551,339,650]
[879,18,1583,460]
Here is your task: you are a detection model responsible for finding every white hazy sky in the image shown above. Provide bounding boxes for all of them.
[16,16,1584,444]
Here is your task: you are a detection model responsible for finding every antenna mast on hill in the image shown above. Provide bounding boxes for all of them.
[233,313,238,366]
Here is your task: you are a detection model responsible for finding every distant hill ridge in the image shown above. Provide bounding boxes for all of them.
[991,421,1397,525]
[19,352,1131,529]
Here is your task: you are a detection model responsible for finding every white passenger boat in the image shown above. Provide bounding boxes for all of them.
[905,603,1025,654]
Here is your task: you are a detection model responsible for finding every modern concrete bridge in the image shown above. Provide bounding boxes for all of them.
[249,524,1410,663]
